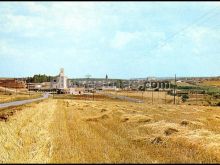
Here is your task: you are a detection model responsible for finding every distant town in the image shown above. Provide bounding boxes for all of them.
[0,68,220,96]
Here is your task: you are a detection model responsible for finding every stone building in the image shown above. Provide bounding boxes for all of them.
[51,68,68,89]
[0,78,26,89]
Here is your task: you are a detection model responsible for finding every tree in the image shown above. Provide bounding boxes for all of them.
[26,74,52,83]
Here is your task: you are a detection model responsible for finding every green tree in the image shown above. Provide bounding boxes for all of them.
[27,74,52,83]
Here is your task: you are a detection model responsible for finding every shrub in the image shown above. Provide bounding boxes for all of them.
[181,94,189,102]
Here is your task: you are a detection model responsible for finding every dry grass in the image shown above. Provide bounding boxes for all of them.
[0,95,220,163]
[0,91,42,103]
[0,99,55,163]
[176,81,196,87]
[198,80,220,87]
[104,90,174,104]
[103,90,220,106]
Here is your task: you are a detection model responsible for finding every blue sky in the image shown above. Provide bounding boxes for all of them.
[0,2,220,79]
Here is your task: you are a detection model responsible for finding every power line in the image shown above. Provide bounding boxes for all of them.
[148,5,220,54]
[174,74,176,105]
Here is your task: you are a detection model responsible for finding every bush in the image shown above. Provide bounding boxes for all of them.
[138,86,144,91]
[181,94,189,102]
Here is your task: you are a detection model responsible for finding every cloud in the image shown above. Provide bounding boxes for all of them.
[0,40,22,57]
[0,2,220,77]
[0,40,10,55]
[110,29,167,50]
[110,31,141,49]
[0,2,104,38]
[187,27,209,45]
[24,2,48,14]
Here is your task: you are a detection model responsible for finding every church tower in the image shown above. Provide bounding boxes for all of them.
[57,68,67,89]
[60,68,64,76]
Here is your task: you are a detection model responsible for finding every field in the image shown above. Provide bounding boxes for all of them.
[197,80,220,87]
[0,91,42,103]
[1,94,220,163]
[103,90,174,104]
[102,90,220,106]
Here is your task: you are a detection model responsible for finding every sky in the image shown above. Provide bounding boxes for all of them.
[0,2,220,79]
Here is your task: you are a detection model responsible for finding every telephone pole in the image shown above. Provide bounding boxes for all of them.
[85,74,91,100]
[15,78,17,95]
[4,82,6,95]
[152,89,153,104]
[28,83,30,96]
[158,90,159,104]
[174,74,176,105]
[165,91,167,104]
[196,87,198,105]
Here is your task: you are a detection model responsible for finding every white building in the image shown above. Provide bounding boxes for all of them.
[51,68,68,89]
[102,86,118,91]
[68,87,85,95]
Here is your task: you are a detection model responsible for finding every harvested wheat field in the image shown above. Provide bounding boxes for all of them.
[0,97,220,163]
[104,90,174,104]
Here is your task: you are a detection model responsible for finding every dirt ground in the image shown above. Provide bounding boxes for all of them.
[0,97,220,163]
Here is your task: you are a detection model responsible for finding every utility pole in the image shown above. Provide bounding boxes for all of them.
[158,90,159,104]
[15,78,17,95]
[4,82,6,95]
[56,86,57,97]
[174,74,176,105]
[165,91,167,104]
[196,88,198,105]
[152,89,153,104]
[85,74,91,100]
[142,91,144,100]
[93,82,95,101]
[28,83,30,96]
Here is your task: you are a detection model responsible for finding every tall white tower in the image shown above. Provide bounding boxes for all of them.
[60,68,64,76]
[59,68,67,89]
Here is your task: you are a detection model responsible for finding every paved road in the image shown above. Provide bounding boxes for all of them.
[0,93,49,109]
[97,91,144,103]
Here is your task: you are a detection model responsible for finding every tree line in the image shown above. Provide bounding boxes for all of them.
[26,74,53,83]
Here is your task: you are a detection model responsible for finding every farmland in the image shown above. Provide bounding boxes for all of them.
[103,90,220,106]
[103,90,174,104]
[0,91,42,104]
[197,80,220,87]
[1,1,220,164]
[1,93,220,163]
